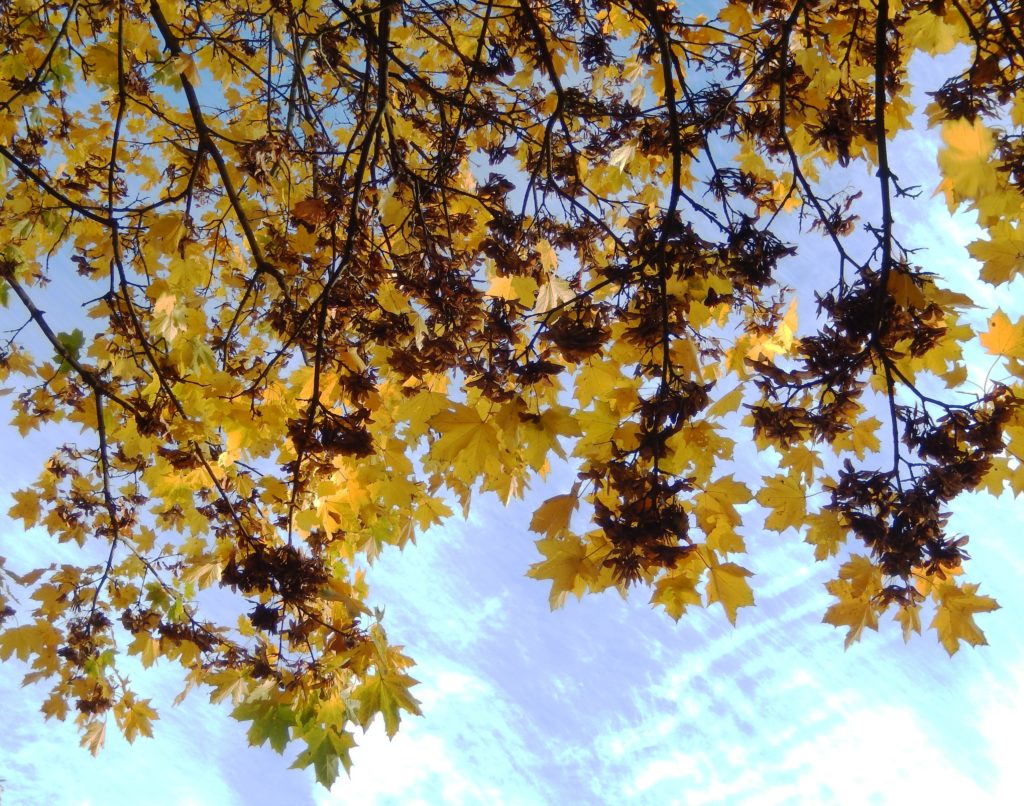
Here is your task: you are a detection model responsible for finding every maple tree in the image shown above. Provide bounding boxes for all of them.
[0,0,1021,785]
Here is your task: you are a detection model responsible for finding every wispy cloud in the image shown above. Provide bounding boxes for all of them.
[0,660,250,806]
[327,663,547,805]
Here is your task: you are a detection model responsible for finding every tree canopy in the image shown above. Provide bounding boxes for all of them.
[0,0,1022,785]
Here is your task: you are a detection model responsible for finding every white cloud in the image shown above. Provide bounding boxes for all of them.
[324,663,547,806]
[0,661,248,806]
[975,662,1024,801]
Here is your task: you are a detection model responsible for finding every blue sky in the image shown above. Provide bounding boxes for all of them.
[3,468,1023,804]
[3,46,1024,806]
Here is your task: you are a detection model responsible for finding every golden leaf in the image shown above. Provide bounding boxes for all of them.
[756,474,807,533]
[705,561,755,625]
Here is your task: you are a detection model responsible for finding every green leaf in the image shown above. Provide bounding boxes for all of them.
[55,329,84,373]
[291,725,355,788]
[353,670,422,738]
[232,700,295,754]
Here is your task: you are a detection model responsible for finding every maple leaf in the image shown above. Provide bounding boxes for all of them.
[980,311,1024,359]
[894,604,922,643]
[427,404,501,484]
[837,555,883,599]
[823,595,881,649]
[485,275,537,306]
[116,694,159,743]
[832,417,882,459]
[695,475,751,534]
[0,620,60,662]
[534,277,574,313]
[756,474,807,533]
[651,569,702,622]
[291,726,355,788]
[54,329,84,373]
[0,0,1017,779]
[292,198,328,228]
[353,670,423,739]
[608,141,636,172]
[127,632,162,668]
[152,293,185,341]
[705,561,755,625]
[528,534,593,609]
[529,490,579,539]
[936,118,997,201]
[206,670,252,706]
[232,699,296,753]
[780,445,824,484]
[375,282,408,315]
[968,221,1024,285]
[804,510,847,561]
[8,488,41,527]
[886,271,926,310]
[931,582,1000,656]
[80,720,106,757]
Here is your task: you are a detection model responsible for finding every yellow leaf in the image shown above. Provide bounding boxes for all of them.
[260,476,289,502]
[428,404,501,484]
[376,282,407,315]
[823,594,880,649]
[8,488,41,527]
[780,445,823,484]
[706,519,746,554]
[575,361,625,408]
[895,604,922,643]
[80,720,106,757]
[117,693,158,743]
[937,118,997,201]
[41,691,69,721]
[756,474,806,533]
[147,214,186,255]
[980,310,1024,358]
[968,222,1024,285]
[669,336,701,379]
[528,490,578,539]
[762,299,799,355]
[886,270,926,309]
[485,275,537,306]
[537,239,558,272]
[153,293,185,341]
[0,620,61,662]
[705,562,754,625]
[573,401,621,458]
[535,277,574,313]
[651,569,701,621]
[207,670,251,705]
[353,671,422,739]
[707,385,743,418]
[182,558,221,588]
[804,509,846,561]
[718,2,753,33]
[295,508,321,532]
[519,406,582,469]
[127,632,162,668]
[838,554,883,599]
[171,53,200,85]
[833,416,882,459]
[528,534,593,609]
[608,141,635,171]
[931,582,999,656]
[903,9,958,55]
[695,474,751,534]
[84,44,119,80]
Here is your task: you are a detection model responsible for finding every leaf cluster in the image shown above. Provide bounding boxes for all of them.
[1,0,1022,784]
